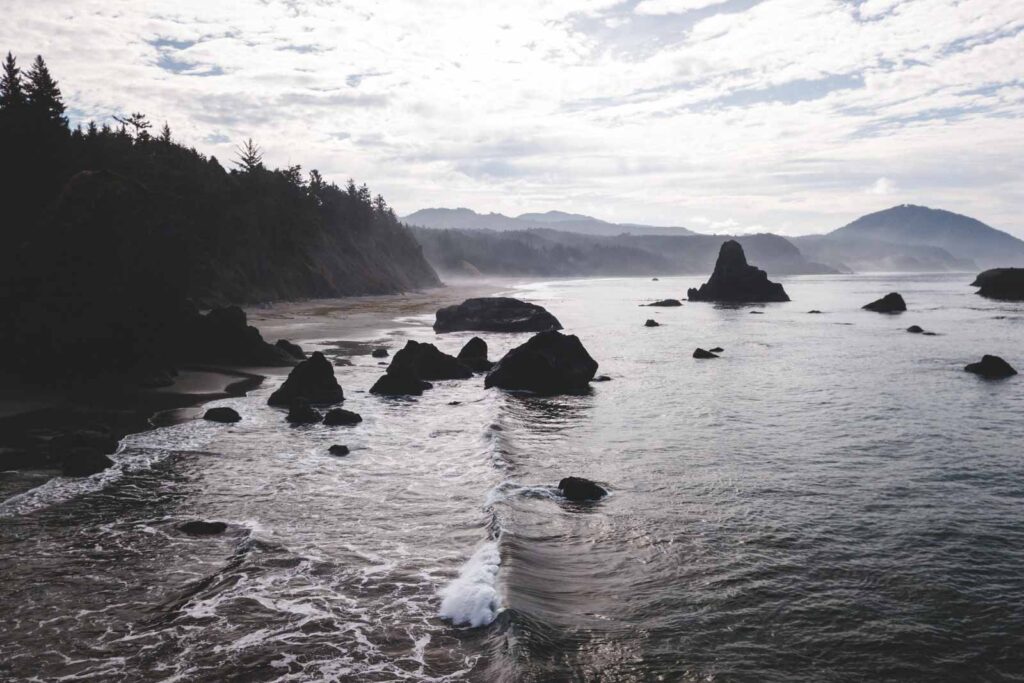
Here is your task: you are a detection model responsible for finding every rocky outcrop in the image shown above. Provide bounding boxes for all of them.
[328,445,350,456]
[972,268,1024,300]
[182,306,296,366]
[275,339,306,360]
[558,477,607,502]
[693,348,719,359]
[964,355,1017,379]
[645,319,660,327]
[179,521,227,535]
[646,299,682,307]
[286,399,322,424]
[863,292,906,313]
[61,448,115,477]
[267,352,344,406]
[687,241,790,303]
[323,408,362,426]
[485,331,598,395]
[433,297,562,333]
[370,340,469,396]
[457,337,493,372]
[203,407,241,423]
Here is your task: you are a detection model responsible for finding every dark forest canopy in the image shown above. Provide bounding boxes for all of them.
[0,52,438,374]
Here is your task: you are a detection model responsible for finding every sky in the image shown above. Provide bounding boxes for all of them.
[3,0,1023,236]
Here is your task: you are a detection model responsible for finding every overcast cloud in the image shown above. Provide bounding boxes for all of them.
[3,0,1022,235]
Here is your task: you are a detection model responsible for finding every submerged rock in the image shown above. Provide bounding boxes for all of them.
[61,448,114,477]
[964,355,1017,379]
[371,348,389,358]
[687,240,789,303]
[267,352,344,407]
[558,477,607,502]
[179,520,227,536]
[323,408,362,426]
[644,319,660,327]
[808,310,823,314]
[485,331,598,395]
[286,399,322,424]
[972,268,1024,301]
[693,348,719,359]
[275,339,306,360]
[328,444,350,457]
[863,292,906,313]
[457,336,493,372]
[434,297,562,333]
[203,407,241,423]
[592,375,612,382]
[646,299,682,307]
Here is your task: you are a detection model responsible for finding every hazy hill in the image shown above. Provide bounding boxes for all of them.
[795,205,1024,271]
[404,207,696,237]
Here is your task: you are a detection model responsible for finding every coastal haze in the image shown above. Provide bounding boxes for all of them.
[2,1,1024,682]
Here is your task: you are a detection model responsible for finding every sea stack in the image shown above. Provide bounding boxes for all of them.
[971,268,1024,301]
[687,240,789,303]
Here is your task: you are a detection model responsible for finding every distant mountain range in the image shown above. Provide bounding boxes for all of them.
[404,204,1024,275]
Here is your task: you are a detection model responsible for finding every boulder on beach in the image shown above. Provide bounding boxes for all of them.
[323,408,362,426]
[971,268,1024,301]
[286,399,322,424]
[964,355,1017,379]
[203,407,241,423]
[907,325,924,334]
[558,477,607,502]
[179,520,227,536]
[267,352,344,407]
[646,299,682,307]
[693,348,719,359]
[433,297,562,333]
[328,444,350,457]
[645,319,660,327]
[275,339,306,360]
[863,292,906,313]
[61,447,114,477]
[687,241,790,303]
[457,337,493,372]
[485,330,598,395]
[371,348,389,358]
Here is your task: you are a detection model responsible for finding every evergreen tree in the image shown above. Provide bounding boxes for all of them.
[24,55,66,126]
[234,138,263,172]
[0,52,25,111]
[159,122,172,143]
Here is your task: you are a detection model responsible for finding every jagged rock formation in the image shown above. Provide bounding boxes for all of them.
[485,331,598,395]
[457,337,493,372]
[370,340,469,396]
[687,241,789,303]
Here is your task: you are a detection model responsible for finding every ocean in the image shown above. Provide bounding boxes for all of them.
[1,272,1022,682]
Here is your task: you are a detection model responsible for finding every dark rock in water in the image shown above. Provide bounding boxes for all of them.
[923,331,938,336]
[61,447,114,477]
[448,401,462,405]
[371,348,389,358]
[287,399,322,424]
[485,331,598,395]
[275,339,306,360]
[184,305,295,366]
[328,444,350,457]
[592,375,612,382]
[457,337,493,372]
[387,340,472,381]
[268,352,344,407]
[863,292,906,313]
[334,358,353,367]
[907,325,924,334]
[709,347,724,353]
[652,277,659,281]
[179,520,227,535]
[644,319,660,327]
[204,407,241,423]
[972,268,1024,300]
[71,428,119,454]
[964,355,1017,379]
[323,408,362,426]
[693,348,719,359]
[434,297,562,333]
[749,310,764,314]
[687,241,790,303]
[808,310,823,314]
[647,299,682,307]
[370,374,433,396]
[558,476,607,502]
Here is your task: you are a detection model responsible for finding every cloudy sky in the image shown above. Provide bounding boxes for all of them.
[4,0,1023,235]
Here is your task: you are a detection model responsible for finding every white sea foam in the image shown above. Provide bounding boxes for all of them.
[438,542,502,627]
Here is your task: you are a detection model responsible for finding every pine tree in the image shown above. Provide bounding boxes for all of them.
[159,122,172,143]
[0,52,25,111]
[24,55,66,126]
[234,138,263,172]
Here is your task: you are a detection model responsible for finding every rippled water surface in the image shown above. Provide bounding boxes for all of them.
[2,273,1023,682]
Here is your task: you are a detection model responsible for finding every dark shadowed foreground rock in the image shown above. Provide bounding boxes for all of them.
[328,445,350,456]
[646,299,682,307]
[687,240,789,303]
[693,348,719,359]
[287,399,322,424]
[485,331,598,395]
[645,319,660,327]
[972,268,1024,300]
[268,352,344,406]
[179,521,227,535]
[203,407,241,423]
[964,355,1017,379]
[434,297,562,333]
[323,408,362,426]
[558,477,607,502]
[275,339,306,360]
[183,305,296,366]
[61,448,114,477]
[863,292,906,313]
[389,341,472,381]
[457,337,493,372]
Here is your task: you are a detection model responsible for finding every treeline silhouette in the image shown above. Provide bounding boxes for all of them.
[0,52,438,376]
